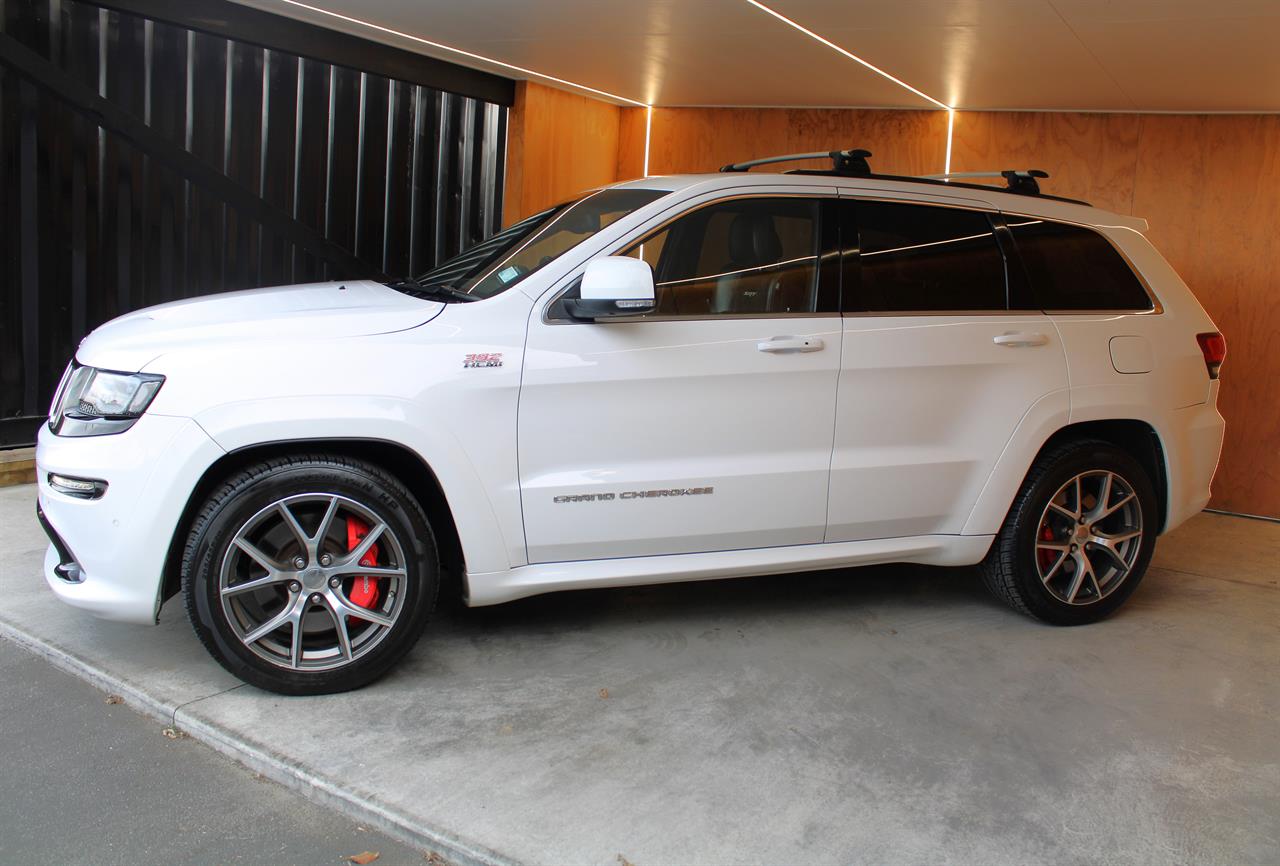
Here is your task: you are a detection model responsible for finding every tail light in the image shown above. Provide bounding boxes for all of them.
[1196,332,1226,380]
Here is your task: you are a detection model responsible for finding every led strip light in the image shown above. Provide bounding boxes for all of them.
[742,0,956,173]
[643,106,654,177]
[273,0,649,107]
[742,0,949,110]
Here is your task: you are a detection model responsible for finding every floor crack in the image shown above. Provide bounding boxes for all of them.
[170,683,247,727]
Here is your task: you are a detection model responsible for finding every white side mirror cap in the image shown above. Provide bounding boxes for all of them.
[566,257,656,320]
[581,256,655,302]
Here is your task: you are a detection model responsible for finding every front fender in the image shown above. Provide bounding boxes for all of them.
[193,396,524,575]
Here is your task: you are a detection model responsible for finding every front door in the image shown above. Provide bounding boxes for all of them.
[519,195,843,563]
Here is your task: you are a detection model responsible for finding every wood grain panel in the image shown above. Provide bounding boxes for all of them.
[616,106,648,182]
[646,107,949,177]
[949,111,1142,213]
[1130,114,1280,517]
[502,81,621,224]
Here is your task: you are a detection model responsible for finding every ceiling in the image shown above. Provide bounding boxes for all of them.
[236,0,1280,111]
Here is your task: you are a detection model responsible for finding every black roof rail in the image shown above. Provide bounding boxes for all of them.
[717,148,1090,206]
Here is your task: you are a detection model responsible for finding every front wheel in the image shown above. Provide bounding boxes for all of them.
[182,454,439,694]
[982,439,1158,625]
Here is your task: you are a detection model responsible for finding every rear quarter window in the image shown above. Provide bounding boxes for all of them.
[1006,218,1152,311]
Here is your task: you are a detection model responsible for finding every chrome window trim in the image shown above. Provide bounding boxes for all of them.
[550,312,844,326]
[1042,308,1162,316]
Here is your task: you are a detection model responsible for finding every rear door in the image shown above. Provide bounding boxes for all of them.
[518,192,843,563]
[826,194,1070,542]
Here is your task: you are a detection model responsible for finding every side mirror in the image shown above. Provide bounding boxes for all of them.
[564,256,656,321]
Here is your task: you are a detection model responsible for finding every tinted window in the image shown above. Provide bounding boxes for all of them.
[621,198,832,316]
[1006,218,1152,310]
[852,202,1007,312]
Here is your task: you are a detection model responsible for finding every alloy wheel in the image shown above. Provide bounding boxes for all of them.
[218,493,409,671]
[1034,470,1144,606]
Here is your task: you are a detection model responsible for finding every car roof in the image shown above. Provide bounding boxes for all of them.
[608,172,1148,233]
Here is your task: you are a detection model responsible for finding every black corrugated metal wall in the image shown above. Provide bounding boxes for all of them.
[0,0,510,447]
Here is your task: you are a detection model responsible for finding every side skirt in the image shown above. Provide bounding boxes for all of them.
[465,534,995,606]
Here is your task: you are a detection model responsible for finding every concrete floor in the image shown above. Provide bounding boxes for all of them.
[1,483,1276,865]
[0,638,424,866]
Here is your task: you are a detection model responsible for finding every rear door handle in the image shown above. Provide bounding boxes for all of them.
[993,332,1049,348]
[757,336,825,354]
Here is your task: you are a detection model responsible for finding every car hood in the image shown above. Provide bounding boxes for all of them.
[76,280,444,371]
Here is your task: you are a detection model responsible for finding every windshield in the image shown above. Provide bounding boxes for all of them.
[413,187,668,300]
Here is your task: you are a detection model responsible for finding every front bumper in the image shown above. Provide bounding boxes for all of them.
[36,414,225,624]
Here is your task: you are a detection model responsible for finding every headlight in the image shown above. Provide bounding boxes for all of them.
[49,363,165,437]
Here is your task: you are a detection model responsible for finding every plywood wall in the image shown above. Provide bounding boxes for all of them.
[1133,116,1280,518]
[506,89,1279,516]
[949,112,1142,213]
[617,107,948,178]
[502,81,624,225]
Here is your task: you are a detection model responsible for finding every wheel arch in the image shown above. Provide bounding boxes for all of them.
[1029,419,1169,533]
[159,438,466,610]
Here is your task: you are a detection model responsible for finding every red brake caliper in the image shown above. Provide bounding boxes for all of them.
[346,516,382,611]
[1038,522,1057,571]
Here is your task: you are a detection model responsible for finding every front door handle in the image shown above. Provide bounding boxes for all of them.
[757,336,825,354]
[993,332,1049,348]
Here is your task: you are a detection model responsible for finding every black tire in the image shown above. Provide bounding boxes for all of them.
[981,438,1158,625]
[182,453,439,695]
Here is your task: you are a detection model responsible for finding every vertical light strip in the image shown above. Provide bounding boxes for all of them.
[742,0,950,110]
[272,0,648,107]
[643,105,653,178]
[944,109,955,175]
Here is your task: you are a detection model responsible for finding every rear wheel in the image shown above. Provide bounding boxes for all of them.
[182,454,438,694]
[982,439,1157,625]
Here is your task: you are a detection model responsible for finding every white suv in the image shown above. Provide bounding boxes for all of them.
[36,151,1227,694]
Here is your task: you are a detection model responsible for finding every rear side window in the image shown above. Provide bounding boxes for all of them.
[1005,218,1152,311]
[851,201,1007,312]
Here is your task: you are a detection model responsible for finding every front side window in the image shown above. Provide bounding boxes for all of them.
[415,188,667,300]
[1005,218,1153,311]
[620,197,833,317]
[851,201,1007,312]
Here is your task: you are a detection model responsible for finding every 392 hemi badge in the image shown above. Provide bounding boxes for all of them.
[463,352,503,369]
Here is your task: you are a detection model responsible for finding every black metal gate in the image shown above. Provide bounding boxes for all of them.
[0,0,512,447]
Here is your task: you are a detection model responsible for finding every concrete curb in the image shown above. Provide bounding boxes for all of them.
[0,620,518,866]
[0,619,177,724]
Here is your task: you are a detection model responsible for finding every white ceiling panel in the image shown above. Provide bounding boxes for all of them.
[238,0,1280,111]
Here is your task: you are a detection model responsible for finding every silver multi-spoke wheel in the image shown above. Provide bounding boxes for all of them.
[218,493,409,672]
[1034,470,1144,606]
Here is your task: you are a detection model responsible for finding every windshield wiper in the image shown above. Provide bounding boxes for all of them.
[384,278,479,303]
